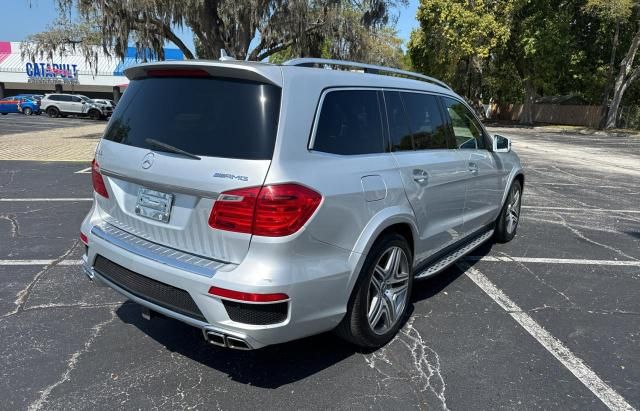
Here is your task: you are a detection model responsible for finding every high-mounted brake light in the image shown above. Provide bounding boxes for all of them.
[91,159,109,198]
[208,286,289,303]
[145,69,210,78]
[208,183,322,237]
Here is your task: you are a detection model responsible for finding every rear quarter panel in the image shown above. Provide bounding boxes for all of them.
[266,69,419,295]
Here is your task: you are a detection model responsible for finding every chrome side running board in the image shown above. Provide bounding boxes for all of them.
[415,230,494,279]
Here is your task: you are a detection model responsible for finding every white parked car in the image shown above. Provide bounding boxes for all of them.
[41,94,110,120]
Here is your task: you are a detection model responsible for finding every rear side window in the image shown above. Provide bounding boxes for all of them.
[401,92,448,150]
[384,91,414,152]
[104,77,281,160]
[313,90,385,155]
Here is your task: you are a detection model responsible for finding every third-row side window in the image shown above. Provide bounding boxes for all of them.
[313,90,385,155]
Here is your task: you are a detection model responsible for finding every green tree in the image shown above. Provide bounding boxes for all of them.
[408,0,513,95]
[585,0,640,128]
[22,0,404,65]
[505,0,583,123]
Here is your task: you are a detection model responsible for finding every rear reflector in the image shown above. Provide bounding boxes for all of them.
[91,159,109,198]
[80,232,88,245]
[209,183,322,237]
[208,286,289,303]
[146,69,210,78]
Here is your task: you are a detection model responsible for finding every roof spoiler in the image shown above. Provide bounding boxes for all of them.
[124,61,282,87]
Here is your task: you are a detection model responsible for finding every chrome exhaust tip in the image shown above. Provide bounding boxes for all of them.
[82,264,95,280]
[204,330,226,347]
[203,329,252,350]
[225,336,251,350]
[82,263,107,287]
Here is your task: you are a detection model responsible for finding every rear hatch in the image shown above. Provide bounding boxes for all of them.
[94,63,282,264]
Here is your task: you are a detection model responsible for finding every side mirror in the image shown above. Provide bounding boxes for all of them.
[492,134,511,153]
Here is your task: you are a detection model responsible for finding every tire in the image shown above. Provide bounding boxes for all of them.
[47,107,60,118]
[23,107,32,116]
[335,232,413,348]
[495,180,522,243]
[89,110,101,120]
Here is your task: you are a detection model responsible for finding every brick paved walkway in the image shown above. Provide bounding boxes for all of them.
[0,124,105,161]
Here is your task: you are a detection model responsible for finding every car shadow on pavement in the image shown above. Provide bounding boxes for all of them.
[115,303,358,388]
[624,230,640,240]
[115,240,495,388]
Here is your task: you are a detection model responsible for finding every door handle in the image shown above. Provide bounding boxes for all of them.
[412,169,429,185]
[468,162,479,175]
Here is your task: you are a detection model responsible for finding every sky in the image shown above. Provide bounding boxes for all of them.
[0,0,420,54]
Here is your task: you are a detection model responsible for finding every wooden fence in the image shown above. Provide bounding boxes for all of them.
[495,104,606,128]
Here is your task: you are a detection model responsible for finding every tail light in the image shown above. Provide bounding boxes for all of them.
[209,183,322,237]
[80,232,89,245]
[91,159,109,198]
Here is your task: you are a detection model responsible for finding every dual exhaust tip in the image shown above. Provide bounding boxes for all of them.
[204,330,252,350]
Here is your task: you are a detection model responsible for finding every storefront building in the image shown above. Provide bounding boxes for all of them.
[0,41,184,101]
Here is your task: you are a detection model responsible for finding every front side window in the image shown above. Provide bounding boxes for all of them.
[313,90,385,155]
[444,97,486,149]
[401,92,448,150]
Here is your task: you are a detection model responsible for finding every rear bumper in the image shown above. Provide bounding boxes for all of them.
[81,216,353,349]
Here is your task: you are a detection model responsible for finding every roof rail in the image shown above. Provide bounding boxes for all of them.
[282,58,452,90]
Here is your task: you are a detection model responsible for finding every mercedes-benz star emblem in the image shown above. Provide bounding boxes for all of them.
[141,153,155,169]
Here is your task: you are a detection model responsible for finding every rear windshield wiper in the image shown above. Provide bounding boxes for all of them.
[144,138,201,160]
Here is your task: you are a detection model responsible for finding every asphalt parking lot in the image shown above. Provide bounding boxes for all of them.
[0,122,638,410]
[0,113,101,136]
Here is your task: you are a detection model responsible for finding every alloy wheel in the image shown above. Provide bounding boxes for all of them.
[367,246,410,335]
[506,185,521,234]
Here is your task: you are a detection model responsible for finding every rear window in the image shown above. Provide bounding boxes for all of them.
[312,90,385,155]
[104,76,281,160]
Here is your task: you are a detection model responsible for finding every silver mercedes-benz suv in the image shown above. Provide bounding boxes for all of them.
[80,58,524,350]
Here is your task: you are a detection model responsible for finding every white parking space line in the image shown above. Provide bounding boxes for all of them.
[0,198,93,202]
[535,183,635,189]
[466,256,640,266]
[0,259,82,266]
[74,167,92,174]
[458,262,635,411]
[522,206,640,214]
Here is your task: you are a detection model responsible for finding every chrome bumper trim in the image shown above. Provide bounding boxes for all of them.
[90,222,226,278]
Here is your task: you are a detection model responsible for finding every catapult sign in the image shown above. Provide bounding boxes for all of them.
[25,62,79,85]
